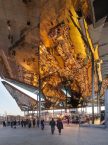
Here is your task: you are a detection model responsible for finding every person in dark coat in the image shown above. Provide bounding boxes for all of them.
[41,119,44,130]
[33,119,36,128]
[28,120,31,128]
[67,117,70,125]
[21,120,24,127]
[3,121,6,127]
[13,120,16,128]
[37,118,39,128]
[57,118,63,135]
[49,118,56,134]
[11,121,13,128]
[24,120,27,127]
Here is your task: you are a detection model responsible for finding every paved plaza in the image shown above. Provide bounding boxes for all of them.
[0,124,108,145]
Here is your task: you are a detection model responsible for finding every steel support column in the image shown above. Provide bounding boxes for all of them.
[65,87,67,113]
[53,105,54,117]
[91,55,95,124]
[38,46,41,123]
[37,94,39,117]
[97,92,100,115]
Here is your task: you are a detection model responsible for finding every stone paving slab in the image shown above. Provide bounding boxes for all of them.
[0,124,108,145]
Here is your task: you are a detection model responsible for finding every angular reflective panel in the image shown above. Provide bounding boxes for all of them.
[2,81,37,111]
[0,0,108,110]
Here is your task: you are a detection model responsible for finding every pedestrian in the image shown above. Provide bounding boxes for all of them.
[11,120,13,128]
[13,120,16,128]
[18,120,20,126]
[67,117,70,125]
[86,115,90,125]
[57,118,63,135]
[37,118,39,127]
[49,118,56,134]
[3,121,6,127]
[28,120,31,128]
[41,119,44,130]
[24,120,27,127]
[21,120,24,127]
[33,119,36,128]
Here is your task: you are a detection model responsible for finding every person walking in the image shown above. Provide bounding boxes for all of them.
[3,121,6,127]
[57,118,63,135]
[49,118,56,134]
[11,120,13,128]
[13,120,17,129]
[21,120,24,127]
[37,118,39,128]
[41,119,44,130]
[67,117,70,125]
[28,119,31,128]
[33,119,36,128]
